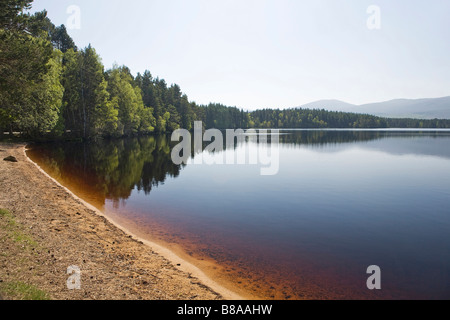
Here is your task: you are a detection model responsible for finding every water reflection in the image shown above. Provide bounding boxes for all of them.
[28,130,450,204]
[28,135,182,205]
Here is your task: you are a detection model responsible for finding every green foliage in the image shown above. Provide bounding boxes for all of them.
[51,24,76,53]
[61,48,82,134]
[0,208,38,250]
[79,45,109,138]
[106,65,151,136]
[0,0,32,31]
[94,80,119,137]
[26,50,64,136]
[0,208,10,217]
[28,10,77,52]
[138,105,156,134]
[166,104,181,132]
[0,29,62,137]
[0,281,50,300]
[61,45,112,138]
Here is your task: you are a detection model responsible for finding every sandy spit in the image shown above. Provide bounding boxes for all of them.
[0,143,242,300]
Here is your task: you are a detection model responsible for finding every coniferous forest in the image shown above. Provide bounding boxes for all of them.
[1,0,450,141]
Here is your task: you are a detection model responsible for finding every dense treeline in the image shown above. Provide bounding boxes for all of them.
[246,108,450,129]
[1,0,450,140]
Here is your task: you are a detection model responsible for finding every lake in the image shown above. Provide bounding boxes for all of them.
[27,129,450,299]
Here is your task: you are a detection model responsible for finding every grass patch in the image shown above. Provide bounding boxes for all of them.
[0,281,50,300]
[0,209,50,300]
[0,208,38,249]
[11,230,38,247]
[0,208,10,217]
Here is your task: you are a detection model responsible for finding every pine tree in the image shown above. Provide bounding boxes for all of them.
[0,0,32,32]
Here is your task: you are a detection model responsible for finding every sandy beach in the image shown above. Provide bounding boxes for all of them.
[0,143,243,300]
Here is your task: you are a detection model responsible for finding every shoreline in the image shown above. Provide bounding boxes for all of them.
[24,145,245,300]
[0,143,244,300]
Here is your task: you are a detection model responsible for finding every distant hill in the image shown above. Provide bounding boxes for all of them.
[298,97,450,119]
[300,100,357,112]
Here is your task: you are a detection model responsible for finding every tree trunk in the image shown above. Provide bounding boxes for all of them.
[0,126,4,139]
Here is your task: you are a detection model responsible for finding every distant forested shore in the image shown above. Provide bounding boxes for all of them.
[1,0,450,141]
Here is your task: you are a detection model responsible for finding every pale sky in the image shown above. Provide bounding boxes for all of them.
[29,0,450,111]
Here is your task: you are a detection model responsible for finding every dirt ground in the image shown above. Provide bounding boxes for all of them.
[0,142,227,300]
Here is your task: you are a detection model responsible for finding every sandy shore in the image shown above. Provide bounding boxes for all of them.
[0,143,242,300]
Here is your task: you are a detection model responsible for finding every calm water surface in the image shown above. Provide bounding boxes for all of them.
[27,130,450,299]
